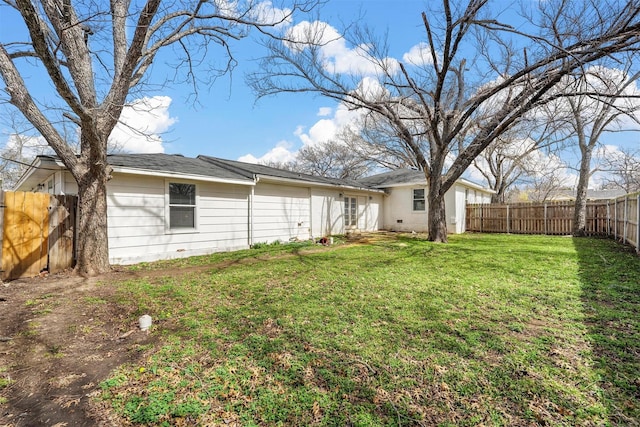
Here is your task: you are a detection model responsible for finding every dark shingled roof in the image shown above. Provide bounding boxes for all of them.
[29,153,387,191]
[106,153,252,182]
[357,169,426,188]
[198,156,372,189]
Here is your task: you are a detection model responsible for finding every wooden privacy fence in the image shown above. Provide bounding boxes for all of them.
[466,193,640,252]
[0,191,77,280]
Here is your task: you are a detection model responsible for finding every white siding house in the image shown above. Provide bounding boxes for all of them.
[17,155,257,264]
[358,169,493,234]
[199,156,384,243]
[15,154,385,265]
[15,155,492,266]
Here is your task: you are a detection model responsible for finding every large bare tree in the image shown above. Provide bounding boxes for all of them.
[472,134,536,203]
[549,65,640,235]
[0,0,317,275]
[250,0,640,242]
[599,147,640,193]
[288,124,413,179]
[293,139,372,179]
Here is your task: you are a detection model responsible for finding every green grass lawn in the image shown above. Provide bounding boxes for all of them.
[98,233,640,426]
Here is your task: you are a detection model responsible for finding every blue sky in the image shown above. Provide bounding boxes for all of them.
[0,0,458,160]
[1,0,638,189]
[161,0,435,161]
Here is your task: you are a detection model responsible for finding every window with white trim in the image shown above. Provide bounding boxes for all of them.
[168,182,196,230]
[413,188,425,211]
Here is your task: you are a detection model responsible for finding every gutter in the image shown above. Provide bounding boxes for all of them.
[257,174,385,194]
[249,175,258,246]
[112,166,255,186]
[456,178,495,193]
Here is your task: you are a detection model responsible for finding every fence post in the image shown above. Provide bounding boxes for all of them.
[544,203,548,235]
[506,204,510,234]
[624,196,628,244]
[614,199,618,240]
[607,200,611,236]
[636,194,640,253]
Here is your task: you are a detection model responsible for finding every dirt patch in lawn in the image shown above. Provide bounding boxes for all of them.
[0,269,159,427]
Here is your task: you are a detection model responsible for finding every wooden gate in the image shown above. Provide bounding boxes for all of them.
[0,191,77,280]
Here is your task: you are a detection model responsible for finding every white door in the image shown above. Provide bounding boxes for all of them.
[344,196,357,230]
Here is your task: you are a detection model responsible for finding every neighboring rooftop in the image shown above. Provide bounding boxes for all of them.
[541,188,628,201]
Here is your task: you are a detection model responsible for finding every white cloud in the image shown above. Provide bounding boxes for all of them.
[540,65,640,132]
[238,140,297,164]
[589,144,625,188]
[109,96,177,154]
[285,21,399,76]
[317,107,332,117]
[3,134,53,159]
[402,42,433,67]
[348,76,389,103]
[250,1,292,27]
[240,100,364,164]
[213,0,240,18]
[297,102,364,147]
[466,160,489,184]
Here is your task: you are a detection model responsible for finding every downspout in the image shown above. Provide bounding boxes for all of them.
[308,187,313,240]
[249,175,258,247]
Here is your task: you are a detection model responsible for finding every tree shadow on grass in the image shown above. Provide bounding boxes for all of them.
[573,236,640,425]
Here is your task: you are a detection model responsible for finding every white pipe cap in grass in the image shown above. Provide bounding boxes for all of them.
[139,314,152,331]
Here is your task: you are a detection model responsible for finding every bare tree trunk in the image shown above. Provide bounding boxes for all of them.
[75,147,111,276]
[427,178,448,242]
[573,147,593,236]
[491,175,506,203]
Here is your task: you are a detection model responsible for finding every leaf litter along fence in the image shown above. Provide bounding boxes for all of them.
[466,192,640,252]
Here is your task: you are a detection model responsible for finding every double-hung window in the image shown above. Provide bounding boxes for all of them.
[413,188,426,211]
[168,182,196,230]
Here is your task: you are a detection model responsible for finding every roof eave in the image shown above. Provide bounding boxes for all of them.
[111,166,255,186]
[456,178,495,193]
[257,174,385,193]
[13,156,65,191]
